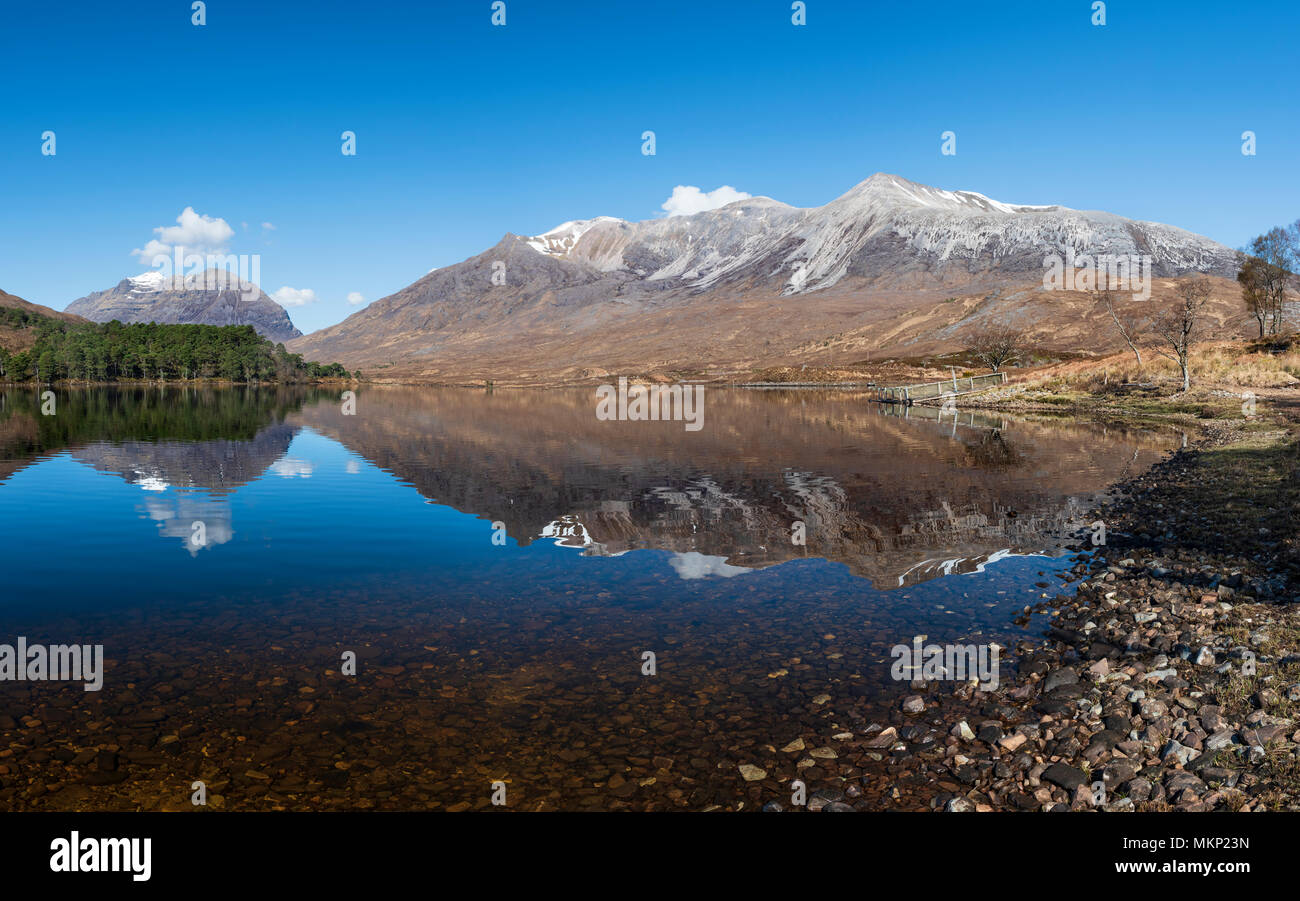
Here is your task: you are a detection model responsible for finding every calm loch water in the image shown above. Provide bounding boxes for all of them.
[0,386,1180,810]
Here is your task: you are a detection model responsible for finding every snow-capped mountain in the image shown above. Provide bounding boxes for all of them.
[559,173,1237,294]
[67,271,302,342]
[289,173,1241,382]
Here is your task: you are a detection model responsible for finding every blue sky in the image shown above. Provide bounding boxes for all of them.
[2,0,1297,333]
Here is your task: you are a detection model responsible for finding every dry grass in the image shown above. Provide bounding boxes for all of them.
[1022,338,1300,395]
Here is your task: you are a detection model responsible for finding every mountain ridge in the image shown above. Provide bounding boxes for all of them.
[278,173,1243,382]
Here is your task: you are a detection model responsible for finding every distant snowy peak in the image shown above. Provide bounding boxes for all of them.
[125,269,260,294]
[527,216,625,256]
[127,271,167,293]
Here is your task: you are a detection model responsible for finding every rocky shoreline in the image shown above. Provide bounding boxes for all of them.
[787,415,1300,813]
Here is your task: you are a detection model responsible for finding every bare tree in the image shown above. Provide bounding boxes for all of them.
[1246,229,1292,335]
[968,325,1023,372]
[1237,252,1270,338]
[1097,289,1146,365]
[1150,277,1212,393]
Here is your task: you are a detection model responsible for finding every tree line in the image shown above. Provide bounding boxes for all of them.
[0,385,335,464]
[0,307,351,383]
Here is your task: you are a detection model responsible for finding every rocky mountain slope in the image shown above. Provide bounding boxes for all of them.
[288,174,1243,383]
[67,271,302,342]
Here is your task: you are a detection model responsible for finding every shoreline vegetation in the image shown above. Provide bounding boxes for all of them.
[0,306,352,385]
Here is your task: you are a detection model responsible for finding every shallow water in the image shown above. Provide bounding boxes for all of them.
[0,386,1181,809]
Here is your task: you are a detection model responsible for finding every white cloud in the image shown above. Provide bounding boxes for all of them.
[660,185,751,217]
[132,239,173,262]
[131,207,235,263]
[270,457,314,479]
[143,495,234,556]
[261,222,275,231]
[271,286,318,308]
[346,291,366,305]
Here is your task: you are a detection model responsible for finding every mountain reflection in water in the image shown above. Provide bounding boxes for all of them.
[286,387,1176,588]
[0,386,1179,591]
